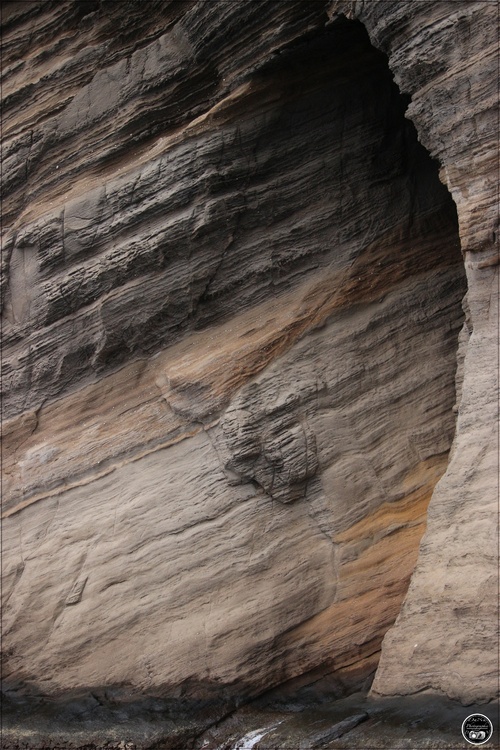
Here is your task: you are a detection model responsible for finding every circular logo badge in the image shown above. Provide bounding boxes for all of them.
[462,714,493,745]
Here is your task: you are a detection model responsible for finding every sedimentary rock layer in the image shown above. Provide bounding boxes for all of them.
[328,0,498,705]
[1,0,496,722]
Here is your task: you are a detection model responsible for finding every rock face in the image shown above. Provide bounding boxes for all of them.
[0,0,497,734]
[336,0,499,706]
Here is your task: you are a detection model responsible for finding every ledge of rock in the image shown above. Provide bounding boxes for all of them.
[1,0,497,743]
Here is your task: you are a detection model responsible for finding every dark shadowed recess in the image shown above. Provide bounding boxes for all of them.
[96,16,464,368]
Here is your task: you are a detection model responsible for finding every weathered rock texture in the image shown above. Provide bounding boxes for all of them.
[0,0,497,733]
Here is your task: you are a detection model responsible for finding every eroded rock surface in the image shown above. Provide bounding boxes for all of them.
[1,0,497,737]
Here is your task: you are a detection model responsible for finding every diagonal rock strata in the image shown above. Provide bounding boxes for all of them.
[1,0,497,740]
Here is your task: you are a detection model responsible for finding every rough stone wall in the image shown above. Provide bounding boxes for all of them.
[0,0,496,717]
[326,0,499,705]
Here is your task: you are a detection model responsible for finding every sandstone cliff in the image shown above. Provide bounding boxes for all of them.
[1,0,498,741]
